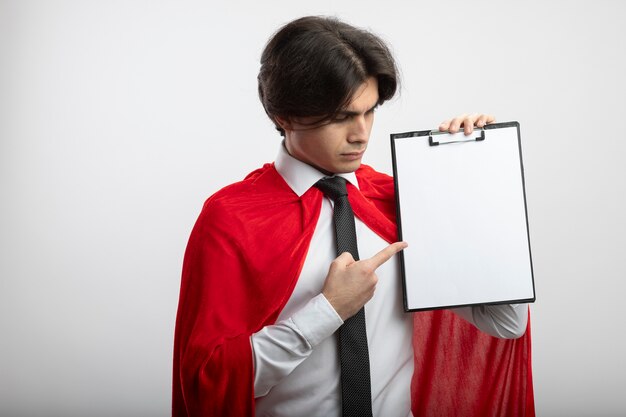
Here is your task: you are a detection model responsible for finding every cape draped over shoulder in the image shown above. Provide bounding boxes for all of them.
[172,163,534,417]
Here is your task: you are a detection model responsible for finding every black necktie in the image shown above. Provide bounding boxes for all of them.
[315,176,373,417]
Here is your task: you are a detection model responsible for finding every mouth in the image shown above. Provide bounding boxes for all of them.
[340,150,365,161]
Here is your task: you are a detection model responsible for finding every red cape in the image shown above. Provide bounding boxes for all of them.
[172,163,534,416]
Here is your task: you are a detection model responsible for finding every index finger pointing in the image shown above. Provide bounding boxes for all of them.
[367,241,408,269]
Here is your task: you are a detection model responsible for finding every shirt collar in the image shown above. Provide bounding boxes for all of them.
[275,142,359,197]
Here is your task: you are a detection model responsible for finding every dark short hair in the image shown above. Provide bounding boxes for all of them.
[258,16,399,135]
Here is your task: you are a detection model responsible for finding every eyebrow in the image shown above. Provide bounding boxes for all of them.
[336,102,379,118]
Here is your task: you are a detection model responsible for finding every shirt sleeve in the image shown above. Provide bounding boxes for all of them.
[452,303,529,339]
[251,293,344,397]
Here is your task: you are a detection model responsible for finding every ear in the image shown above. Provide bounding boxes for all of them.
[274,115,293,132]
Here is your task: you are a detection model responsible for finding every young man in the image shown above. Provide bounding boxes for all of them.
[173,16,533,417]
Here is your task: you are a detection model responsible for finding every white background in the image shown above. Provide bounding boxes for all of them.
[1,1,625,416]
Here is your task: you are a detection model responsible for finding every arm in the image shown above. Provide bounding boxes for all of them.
[251,294,343,397]
[438,113,528,339]
[452,304,528,339]
[173,233,256,417]
[251,242,407,397]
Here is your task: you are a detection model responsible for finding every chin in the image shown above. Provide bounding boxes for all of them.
[334,162,361,174]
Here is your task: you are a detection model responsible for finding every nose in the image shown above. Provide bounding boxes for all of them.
[347,115,369,143]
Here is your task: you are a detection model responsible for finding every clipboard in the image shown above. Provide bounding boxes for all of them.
[390,121,536,312]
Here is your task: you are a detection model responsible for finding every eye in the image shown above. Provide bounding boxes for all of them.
[332,114,354,123]
[365,106,378,116]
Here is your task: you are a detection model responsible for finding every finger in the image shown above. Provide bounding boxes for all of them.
[366,241,408,269]
[463,113,480,135]
[463,116,474,135]
[332,251,356,267]
[476,113,495,128]
[448,114,468,133]
[438,119,451,131]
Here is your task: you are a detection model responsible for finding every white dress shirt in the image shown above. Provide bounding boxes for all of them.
[251,145,528,417]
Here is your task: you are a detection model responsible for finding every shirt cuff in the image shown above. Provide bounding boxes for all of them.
[291,293,344,347]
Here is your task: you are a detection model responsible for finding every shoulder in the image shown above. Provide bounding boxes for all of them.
[354,164,397,224]
[355,164,395,200]
[356,164,393,181]
[205,163,291,208]
[195,163,298,232]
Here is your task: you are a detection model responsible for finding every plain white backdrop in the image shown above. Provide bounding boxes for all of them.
[1,1,625,416]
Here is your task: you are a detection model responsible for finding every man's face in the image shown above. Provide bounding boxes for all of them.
[282,77,379,174]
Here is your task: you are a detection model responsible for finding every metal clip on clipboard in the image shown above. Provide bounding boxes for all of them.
[428,128,486,146]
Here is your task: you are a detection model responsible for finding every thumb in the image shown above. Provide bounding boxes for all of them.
[333,251,356,267]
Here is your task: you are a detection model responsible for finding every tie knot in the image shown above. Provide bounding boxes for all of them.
[315,176,348,201]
